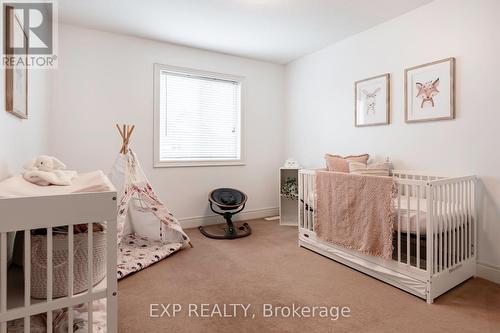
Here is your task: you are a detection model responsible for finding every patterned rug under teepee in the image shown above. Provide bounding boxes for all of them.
[117,234,183,279]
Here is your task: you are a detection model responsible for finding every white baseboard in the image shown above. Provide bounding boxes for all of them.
[477,262,500,284]
[178,207,279,229]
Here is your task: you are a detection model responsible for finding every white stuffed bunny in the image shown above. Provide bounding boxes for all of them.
[24,155,67,172]
[23,156,76,186]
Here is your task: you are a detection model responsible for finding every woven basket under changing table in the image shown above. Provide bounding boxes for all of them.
[30,231,106,299]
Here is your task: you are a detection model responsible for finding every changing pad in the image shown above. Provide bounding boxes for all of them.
[0,171,115,198]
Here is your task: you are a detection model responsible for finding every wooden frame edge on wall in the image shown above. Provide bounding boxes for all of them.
[404,57,455,123]
[5,66,28,120]
[354,73,390,127]
[4,4,29,119]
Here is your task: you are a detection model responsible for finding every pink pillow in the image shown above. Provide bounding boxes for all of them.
[349,161,390,176]
[324,154,369,173]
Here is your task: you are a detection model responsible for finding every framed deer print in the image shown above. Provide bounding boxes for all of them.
[355,73,390,127]
[405,58,455,123]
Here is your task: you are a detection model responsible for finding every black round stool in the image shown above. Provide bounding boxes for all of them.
[198,188,251,239]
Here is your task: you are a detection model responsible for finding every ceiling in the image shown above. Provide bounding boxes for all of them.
[58,0,433,64]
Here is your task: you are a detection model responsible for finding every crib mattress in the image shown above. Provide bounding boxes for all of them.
[305,193,470,235]
[0,171,114,198]
[394,196,470,235]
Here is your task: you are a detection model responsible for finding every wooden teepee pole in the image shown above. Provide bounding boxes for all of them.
[116,124,135,154]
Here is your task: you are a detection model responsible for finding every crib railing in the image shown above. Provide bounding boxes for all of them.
[298,169,477,277]
[428,177,477,275]
[391,170,445,199]
[298,169,316,232]
[0,192,117,333]
[394,179,428,269]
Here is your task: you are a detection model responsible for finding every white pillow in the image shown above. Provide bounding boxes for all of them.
[349,161,390,176]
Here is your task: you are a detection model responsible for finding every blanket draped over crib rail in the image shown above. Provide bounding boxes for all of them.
[314,171,397,259]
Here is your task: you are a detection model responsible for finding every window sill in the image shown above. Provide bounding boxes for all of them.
[154,160,246,168]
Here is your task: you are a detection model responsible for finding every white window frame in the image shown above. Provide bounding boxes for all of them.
[153,63,245,168]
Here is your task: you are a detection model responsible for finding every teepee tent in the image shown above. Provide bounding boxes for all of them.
[108,124,191,278]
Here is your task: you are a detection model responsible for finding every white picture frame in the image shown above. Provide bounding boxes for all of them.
[405,58,455,123]
[355,73,390,127]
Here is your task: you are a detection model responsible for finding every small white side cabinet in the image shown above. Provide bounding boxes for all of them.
[279,167,299,226]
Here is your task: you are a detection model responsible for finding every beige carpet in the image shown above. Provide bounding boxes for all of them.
[118,219,500,332]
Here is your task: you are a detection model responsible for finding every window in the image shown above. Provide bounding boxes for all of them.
[154,64,243,167]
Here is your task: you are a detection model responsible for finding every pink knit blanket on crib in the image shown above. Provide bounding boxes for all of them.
[314,171,397,259]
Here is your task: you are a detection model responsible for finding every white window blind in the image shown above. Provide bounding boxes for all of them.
[157,68,242,164]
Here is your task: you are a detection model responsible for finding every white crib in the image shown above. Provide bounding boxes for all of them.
[298,169,477,303]
[0,191,118,332]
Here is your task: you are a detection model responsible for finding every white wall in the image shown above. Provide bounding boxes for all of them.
[49,24,285,226]
[0,68,51,180]
[285,0,500,280]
